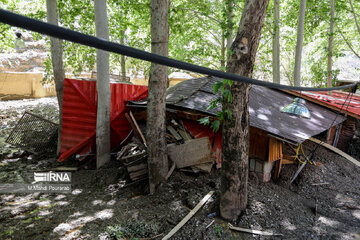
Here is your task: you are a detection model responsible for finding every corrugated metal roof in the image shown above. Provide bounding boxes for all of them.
[129,76,346,143]
[289,90,360,119]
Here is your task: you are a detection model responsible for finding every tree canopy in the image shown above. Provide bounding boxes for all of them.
[0,0,359,86]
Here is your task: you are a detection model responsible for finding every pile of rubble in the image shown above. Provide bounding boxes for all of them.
[116,112,215,182]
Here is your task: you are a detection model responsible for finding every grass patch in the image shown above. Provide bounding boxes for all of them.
[106,220,158,240]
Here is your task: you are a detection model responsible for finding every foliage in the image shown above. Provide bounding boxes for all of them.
[106,220,157,240]
[199,79,233,132]
[0,0,359,87]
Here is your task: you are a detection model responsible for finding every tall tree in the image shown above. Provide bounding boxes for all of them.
[46,0,65,155]
[327,0,335,88]
[220,0,269,220]
[94,0,111,168]
[226,0,234,58]
[293,0,306,86]
[147,0,169,194]
[272,0,280,84]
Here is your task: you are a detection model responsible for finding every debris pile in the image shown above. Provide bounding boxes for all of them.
[117,111,215,182]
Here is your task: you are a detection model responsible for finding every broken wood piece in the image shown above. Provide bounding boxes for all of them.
[192,162,213,173]
[162,191,214,240]
[282,155,297,165]
[167,126,183,141]
[129,111,147,146]
[178,129,192,140]
[228,223,281,236]
[129,168,148,180]
[121,152,147,163]
[167,137,213,169]
[205,220,215,229]
[165,162,176,180]
[309,137,360,167]
[125,112,147,147]
[273,159,282,180]
[127,163,148,172]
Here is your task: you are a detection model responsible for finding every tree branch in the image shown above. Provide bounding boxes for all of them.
[348,0,360,36]
[336,24,360,58]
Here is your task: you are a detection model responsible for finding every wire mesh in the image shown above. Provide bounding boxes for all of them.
[6,112,58,154]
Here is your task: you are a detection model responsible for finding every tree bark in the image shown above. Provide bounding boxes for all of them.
[272,0,280,84]
[94,0,111,169]
[120,29,127,81]
[226,0,234,62]
[220,0,269,221]
[46,0,65,155]
[147,0,169,194]
[293,0,306,87]
[327,0,335,88]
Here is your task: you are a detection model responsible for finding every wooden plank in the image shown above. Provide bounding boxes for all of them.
[121,152,147,163]
[162,191,214,240]
[167,126,183,141]
[273,159,282,180]
[129,111,147,146]
[192,162,213,173]
[129,168,148,180]
[309,137,360,167]
[167,137,213,168]
[228,223,281,236]
[165,161,176,180]
[268,137,282,163]
[125,113,144,145]
[178,129,192,140]
[127,163,147,172]
[282,155,298,164]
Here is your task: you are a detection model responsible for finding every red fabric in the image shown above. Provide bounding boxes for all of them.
[58,78,148,162]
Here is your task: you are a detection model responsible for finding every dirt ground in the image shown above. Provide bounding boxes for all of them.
[0,98,360,240]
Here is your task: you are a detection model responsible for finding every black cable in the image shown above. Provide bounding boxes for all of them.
[0,9,358,92]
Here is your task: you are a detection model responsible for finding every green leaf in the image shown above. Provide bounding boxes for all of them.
[198,116,210,125]
[210,120,221,132]
[213,81,223,94]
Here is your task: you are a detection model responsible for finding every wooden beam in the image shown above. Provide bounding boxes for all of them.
[309,137,360,167]
[162,191,214,240]
[274,159,282,180]
[178,129,192,140]
[167,126,183,141]
[125,112,147,147]
[228,223,281,236]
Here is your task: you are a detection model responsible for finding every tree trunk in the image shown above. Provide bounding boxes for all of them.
[220,0,269,221]
[147,0,169,194]
[226,0,234,62]
[221,32,225,68]
[327,0,335,88]
[46,0,65,155]
[120,29,127,81]
[94,0,111,169]
[272,0,280,84]
[293,0,306,87]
